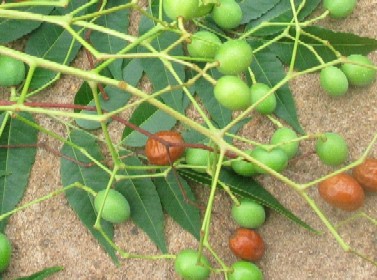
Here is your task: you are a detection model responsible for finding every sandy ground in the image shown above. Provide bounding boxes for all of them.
[2,1,377,279]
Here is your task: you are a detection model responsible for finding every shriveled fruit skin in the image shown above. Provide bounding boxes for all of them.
[318,173,365,211]
[353,158,377,192]
[145,131,185,165]
[229,228,265,261]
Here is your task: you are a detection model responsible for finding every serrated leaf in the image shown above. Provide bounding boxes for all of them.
[60,130,117,263]
[91,0,130,79]
[75,85,132,130]
[249,48,304,134]
[0,112,38,232]
[269,26,377,71]
[0,6,54,43]
[196,69,232,128]
[121,102,176,147]
[179,168,318,233]
[246,0,321,36]
[138,16,189,113]
[154,171,200,240]
[116,156,167,253]
[25,0,87,89]
[240,0,280,24]
[16,266,64,280]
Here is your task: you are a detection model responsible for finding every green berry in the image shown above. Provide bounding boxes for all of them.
[341,54,376,86]
[250,83,277,115]
[174,249,211,279]
[185,148,211,173]
[187,31,222,59]
[323,0,357,19]
[212,0,242,29]
[320,66,349,96]
[0,233,12,273]
[315,132,349,166]
[228,261,263,280]
[231,199,266,228]
[231,150,256,176]
[94,189,131,224]
[163,0,199,20]
[0,55,26,87]
[270,127,299,159]
[251,147,288,174]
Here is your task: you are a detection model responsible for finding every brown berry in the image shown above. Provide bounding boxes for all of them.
[352,158,377,192]
[318,173,365,211]
[229,228,265,261]
[145,131,185,165]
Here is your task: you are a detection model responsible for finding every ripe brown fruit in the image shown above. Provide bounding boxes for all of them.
[318,173,365,211]
[145,131,185,165]
[229,228,265,261]
[352,158,377,192]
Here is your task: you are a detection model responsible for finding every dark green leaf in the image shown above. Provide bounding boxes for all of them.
[269,26,377,71]
[60,130,117,263]
[138,16,189,113]
[154,172,201,240]
[123,58,144,86]
[121,102,176,147]
[116,155,167,253]
[16,266,64,280]
[25,0,87,89]
[0,112,38,232]
[73,82,93,113]
[91,0,130,79]
[240,0,280,24]
[0,6,54,43]
[179,168,318,233]
[250,48,304,134]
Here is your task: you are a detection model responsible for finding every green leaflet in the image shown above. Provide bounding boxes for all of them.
[249,48,304,134]
[116,155,167,253]
[269,26,377,71]
[179,168,318,233]
[91,0,130,80]
[240,0,280,24]
[16,266,64,280]
[25,0,87,90]
[121,102,176,147]
[154,171,201,240]
[0,6,54,44]
[60,130,117,263]
[0,112,38,232]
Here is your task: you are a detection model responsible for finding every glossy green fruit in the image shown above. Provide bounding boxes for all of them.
[0,233,12,273]
[174,249,211,279]
[195,3,214,17]
[231,150,255,176]
[187,31,222,59]
[215,40,253,75]
[185,148,211,173]
[270,127,299,159]
[250,83,277,115]
[231,199,265,228]
[323,0,357,18]
[341,55,376,86]
[163,0,199,20]
[94,189,131,224]
[212,0,242,29]
[320,66,349,96]
[0,55,26,87]
[315,132,349,166]
[214,75,251,110]
[251,147,288,174]
[228,261,263,280]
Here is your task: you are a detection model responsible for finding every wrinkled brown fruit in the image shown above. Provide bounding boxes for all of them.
[229,228,265,261]
[352,158,377,192]
[145,131,185,165]
[318,173,365,211]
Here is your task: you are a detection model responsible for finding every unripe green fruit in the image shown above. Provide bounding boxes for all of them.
[163,0,199,20]
[185,148,211,173]
[195,3,214,17]
[214,75,251,111]
[187,31,222,59]
[174,249,211,279]
[0,233,12,273]
[231,150,255,176]
[231,199,266,228]
[270,127,299,159]
[94,189,131,224]
[315,132,349,166]
[0,55,26,87]
[320,66,349,96]
[251,147,288,174]
[212,0,242,29]
[341,55,376,86]
[323,0,357,19]
[228,261,264,280]
[215,40,253,75]
[250,83,277,115]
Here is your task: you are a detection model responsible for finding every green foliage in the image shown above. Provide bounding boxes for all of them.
[15,266,64,280]
[0,113,38,232]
